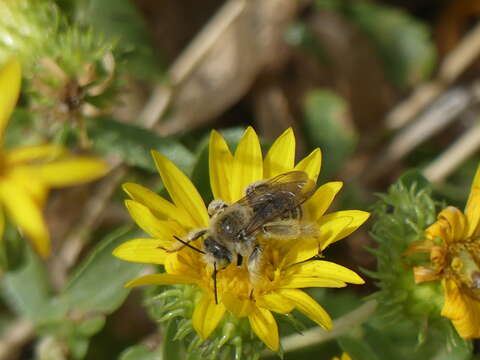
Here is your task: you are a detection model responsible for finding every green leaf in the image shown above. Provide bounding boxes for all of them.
[119,345,163,360]
[398,169,430,191]
[60,226,144,314]
[303,89,356,180]
[87,117,194,174]
[338,334,381,360]
[2,248,63,323]
[339,1,436,88]
[162,320,185,360]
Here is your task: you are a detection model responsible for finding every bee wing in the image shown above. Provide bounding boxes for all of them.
[236,171,316,235]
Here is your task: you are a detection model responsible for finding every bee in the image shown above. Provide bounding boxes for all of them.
[172,171,317,303]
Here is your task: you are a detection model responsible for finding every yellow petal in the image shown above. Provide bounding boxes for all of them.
[192,293,226,339]
[317,210,370,248]
[209,130,234,203]
[125,200,184,239]
[278,277,347,288]
[152,150,208,228]
[318,216,353,251]
[123,182,192,228]
[466,165,480,238]
[263,128,295,179]
[277,288,332,330]
[281,237,318,266]
[304,181,343,220]
[427,207,467,243]
[0,205,4,243]
[5,144,66,165]
[441,279,480,338]
[248,307,279,351]
[0,59,21,141]
[294,148,322,183]
[284,260,364,285]
[30,157,108,187]
[112,238,169,264]
[231,127,263,202]
[0,180,50,257]
[222,292,253,318]
[7,168,48,205]
[256,291,295,314]
[125,273,196,288]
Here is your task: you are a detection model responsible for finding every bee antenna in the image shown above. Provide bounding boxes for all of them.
[213,262,219,305]
[172,235,206,254]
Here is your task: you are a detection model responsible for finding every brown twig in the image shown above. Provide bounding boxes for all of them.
[0,319,34,360]
[364,85,472,184]
[386,22,480,130]
[263,300,378,356]
[139,0,247,129]
[423,123,480,183]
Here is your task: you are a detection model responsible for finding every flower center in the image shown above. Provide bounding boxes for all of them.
[447,240,480,298]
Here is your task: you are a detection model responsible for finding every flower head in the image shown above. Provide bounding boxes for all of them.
[332,353,352,360]
[409,165,480,339]
[0,59,108,256]
[114,127,369,351]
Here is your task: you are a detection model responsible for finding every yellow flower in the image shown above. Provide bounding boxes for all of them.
[114,127,369,351]
[410,165,480,339]
[0,59,108,257]
[332,353,352,360]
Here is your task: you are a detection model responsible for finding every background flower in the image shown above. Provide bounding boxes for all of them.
[0,59,108,256]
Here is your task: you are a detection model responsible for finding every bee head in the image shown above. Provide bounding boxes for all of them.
[203,237,232,267]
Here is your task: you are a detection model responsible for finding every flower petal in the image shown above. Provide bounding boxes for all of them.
[277,288,332,330]
[0,59,21,141]
[7,168,48,205]
[278,277,347,288]
[284,260,364,285]
[231,127,263,202]
[426,207,467,244]
[222,292,253,318]
[152,150,208,228]
[0,180,50,257]
[125,273,196,288]
[466,165,480,238]
[317,210,370,248]
[209,130,234,203]
[256,291,295,314]
[112,238,169,264]
[304,181,343,220]
[295,148,322,183]
[125,200,184,240]
[123,182,192,228]
[441,279,480,338]
[317,216,353,251]
[30,157,108,187]
[5,144,66,165]
[192,293,226,339]
[248,307,279,351]
[263,128,295,179]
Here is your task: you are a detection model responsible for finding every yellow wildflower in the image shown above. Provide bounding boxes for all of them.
[0,59,108,257]
[410,165,480,339]
[332,353,352,360]
[114,127,369,351]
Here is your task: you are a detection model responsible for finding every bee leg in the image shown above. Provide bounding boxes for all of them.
[245,180,268,196]
[247,245,264,284]
[207,200,229,217]
[262,220,317,240]
[212,262,219,304]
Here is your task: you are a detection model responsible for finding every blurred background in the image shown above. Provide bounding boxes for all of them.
[2,0,480,359]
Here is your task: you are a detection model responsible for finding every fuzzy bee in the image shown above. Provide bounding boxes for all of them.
[172,170,317,302]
